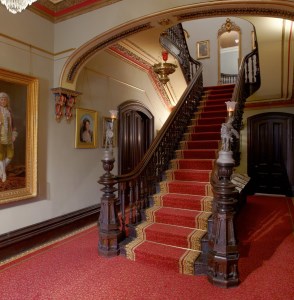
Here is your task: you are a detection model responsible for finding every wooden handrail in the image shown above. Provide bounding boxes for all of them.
[230,47,260,165]
[116,65,203,183]
[97,23,204,255]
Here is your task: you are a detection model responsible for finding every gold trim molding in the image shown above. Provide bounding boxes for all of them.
[66,22,153,83]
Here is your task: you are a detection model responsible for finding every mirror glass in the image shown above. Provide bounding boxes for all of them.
[218,19,241,84]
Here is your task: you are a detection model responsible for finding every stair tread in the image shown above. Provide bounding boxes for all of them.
[141,222,206,250]
[129,240,201,274]
[146,206,211,229]
[153,192,212,211]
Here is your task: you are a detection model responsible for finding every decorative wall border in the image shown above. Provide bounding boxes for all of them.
[108,43,174,110]
[176,7,294,22]
[67,23,152,83]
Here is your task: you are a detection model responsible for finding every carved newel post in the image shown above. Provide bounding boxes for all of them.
[98,148,121,257]
[207,118,240,288]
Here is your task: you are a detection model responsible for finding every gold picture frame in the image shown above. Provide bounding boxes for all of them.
[0,68,38,204]
[102,117,117,148]
[75,108,98,149]
[196,40,210,59]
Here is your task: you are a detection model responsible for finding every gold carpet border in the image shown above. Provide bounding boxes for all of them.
[201,196,213,212]
[125,238,145,261]
[175,150,184,159]
[145,206,161,223]
[187,229,206,250]
[171,159,179,169]
[183,133,192,141]
[179,249,200,275]
[165,170,174,181]
[205,183,213,196]
[160,181,170,193]
[135,221,153,240]
[152,193,166,207]
[195,211,212,230]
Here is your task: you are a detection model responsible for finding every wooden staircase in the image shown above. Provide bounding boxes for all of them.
[120,85,234,275]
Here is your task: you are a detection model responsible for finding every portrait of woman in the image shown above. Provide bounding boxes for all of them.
[75,108,97,149]
[80,116,93,143]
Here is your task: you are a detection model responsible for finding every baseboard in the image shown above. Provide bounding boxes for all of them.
[0,204,100,261]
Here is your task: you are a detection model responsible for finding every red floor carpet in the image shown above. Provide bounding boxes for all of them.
[0,196,293,299]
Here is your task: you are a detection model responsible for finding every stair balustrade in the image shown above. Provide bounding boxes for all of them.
[98,65,203,256]
[98,23,261,290]
[207,34,260,288]
[160,23,200,83]
[231,46,260,165]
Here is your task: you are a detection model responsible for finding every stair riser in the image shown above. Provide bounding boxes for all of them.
[181,141,219,149]
[167,172,210,181]
[177,151,217,159]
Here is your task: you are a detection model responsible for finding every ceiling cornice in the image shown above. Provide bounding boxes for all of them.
[29,0,121,23]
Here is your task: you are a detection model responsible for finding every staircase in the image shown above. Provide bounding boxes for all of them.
[122,84,235,275]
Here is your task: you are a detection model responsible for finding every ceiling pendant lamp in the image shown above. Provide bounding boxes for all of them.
[153,50,177,85]
[1,0,37,14]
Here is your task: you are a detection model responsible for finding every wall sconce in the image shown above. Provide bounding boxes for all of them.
[51,87,81,121]
[152,50,177,84]
[225,100,237,117]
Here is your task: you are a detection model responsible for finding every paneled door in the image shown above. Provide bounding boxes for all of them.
[118,101,154,175]
[247,112,294,196]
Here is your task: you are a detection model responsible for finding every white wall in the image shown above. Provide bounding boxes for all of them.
[182,17,254,86]
[77,51,170,136]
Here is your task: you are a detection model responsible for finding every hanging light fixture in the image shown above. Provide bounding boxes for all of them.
[1,0,37,14]
[152,50,177,84]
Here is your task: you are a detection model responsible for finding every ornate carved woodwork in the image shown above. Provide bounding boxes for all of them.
[51,87,81,121]
[207,160,240,288]
[98,153,121,257]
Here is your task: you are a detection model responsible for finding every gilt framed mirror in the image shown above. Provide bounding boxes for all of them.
[218,18,241,85]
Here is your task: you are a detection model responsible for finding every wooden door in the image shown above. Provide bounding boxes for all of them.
[118,101,154,175]
[247,112,294,196]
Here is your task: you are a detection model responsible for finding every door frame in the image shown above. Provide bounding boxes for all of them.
[118,100,154,175]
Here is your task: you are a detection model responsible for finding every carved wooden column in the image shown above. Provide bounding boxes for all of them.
[207,150,239,288]
[98,149,121,257]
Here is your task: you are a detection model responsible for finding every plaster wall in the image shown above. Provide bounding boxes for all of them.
[182,17,254,86]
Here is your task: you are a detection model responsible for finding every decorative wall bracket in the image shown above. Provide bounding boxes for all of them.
[51,87,82,121]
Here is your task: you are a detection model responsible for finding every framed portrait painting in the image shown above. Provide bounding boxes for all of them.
[0,68,38,204]
[196,40,210,59]
[75,108,98,149]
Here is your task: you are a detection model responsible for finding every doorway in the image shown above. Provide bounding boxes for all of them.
[247,112,294,196]
[118,101,154,175]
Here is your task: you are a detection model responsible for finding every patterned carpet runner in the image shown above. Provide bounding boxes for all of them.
[125,84,234,275]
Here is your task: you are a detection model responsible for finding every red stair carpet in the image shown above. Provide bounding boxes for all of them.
[0,195,293,299]
[125,85,234,275]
